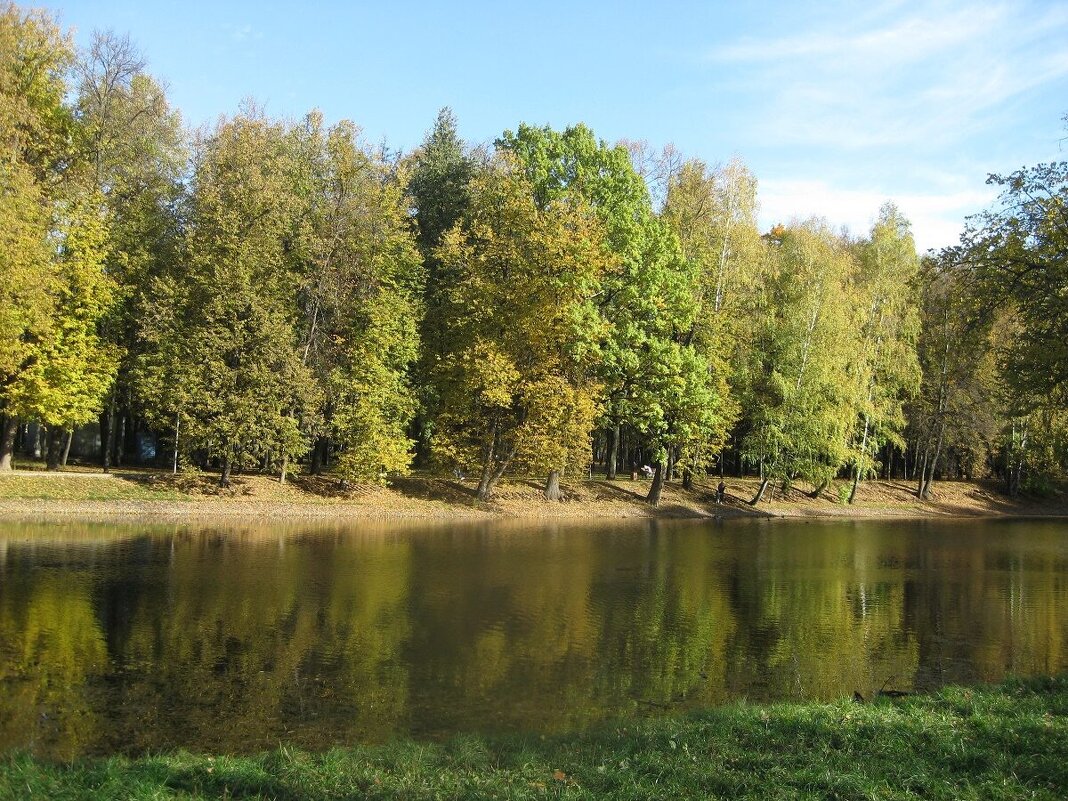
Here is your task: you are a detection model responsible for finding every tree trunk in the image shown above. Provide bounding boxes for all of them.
[101,394,115,472]
[173,414,180,475]
[310,436,329,474]
[848,468,861,504]
[0,416,17,471]
[606,423,619,480]
[61,430,73,467]
[808,478,828,499]
[545,470,562,501]
[921,423,946,500]
[848,414,871,504]
[750,477,770,505]
[114,415,126,467]
[279,454,288,484]
[646,461,665,507]
[477,454,514,501]
[476,428,497,500]
[220,457,232,488]
[916,446,929,497]
[46,428,63,471]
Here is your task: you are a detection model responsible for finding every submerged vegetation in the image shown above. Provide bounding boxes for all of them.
[1,3,1066,506]
[2,676,1066,800]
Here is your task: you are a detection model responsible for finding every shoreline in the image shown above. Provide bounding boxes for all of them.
[0,470,1065,523]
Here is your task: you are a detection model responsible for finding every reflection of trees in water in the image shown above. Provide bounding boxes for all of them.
[0,519,1067,758]
[0,573,107,759]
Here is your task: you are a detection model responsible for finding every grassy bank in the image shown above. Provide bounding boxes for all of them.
[0,466,1065,522]
[3,676,1067,800]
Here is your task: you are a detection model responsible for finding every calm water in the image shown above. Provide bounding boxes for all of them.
[1,516,1066,758]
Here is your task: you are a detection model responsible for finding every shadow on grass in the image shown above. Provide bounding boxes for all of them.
[387,476,482,507]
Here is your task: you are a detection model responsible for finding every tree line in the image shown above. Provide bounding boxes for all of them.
[1,5,1065,503]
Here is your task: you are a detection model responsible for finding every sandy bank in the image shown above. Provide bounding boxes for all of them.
[0,469,1065,523]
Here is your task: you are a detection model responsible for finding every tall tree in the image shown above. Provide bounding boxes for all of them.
[0,5,117,471]
[432,155,609,501]
[299,116,423,483]
[5,191,118,468]
[957,159,1068,399]
[742,221,860,503]
[408,108,476,461]
[661,157,761,486]
[497,123,722,502]
[846,203,922,503]
[75,29,185,469]
[136,112,315,486]
[908,256,997,499]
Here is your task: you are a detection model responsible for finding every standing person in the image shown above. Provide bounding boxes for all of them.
[717,480,726,504]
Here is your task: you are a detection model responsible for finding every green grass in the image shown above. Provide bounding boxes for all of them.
[3,675,1067,800]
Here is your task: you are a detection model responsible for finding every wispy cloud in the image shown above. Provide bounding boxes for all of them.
[705,2,1068,150]
[711,7,999,66]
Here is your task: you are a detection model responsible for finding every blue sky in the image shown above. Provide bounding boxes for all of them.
[44,0,1068,251]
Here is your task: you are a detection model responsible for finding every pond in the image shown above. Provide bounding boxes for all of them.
[1,516,1066,759]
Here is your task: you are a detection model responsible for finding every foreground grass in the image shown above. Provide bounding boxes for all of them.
[3,676,1067,800]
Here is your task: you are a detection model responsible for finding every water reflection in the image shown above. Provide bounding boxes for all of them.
[0,517,1066,758]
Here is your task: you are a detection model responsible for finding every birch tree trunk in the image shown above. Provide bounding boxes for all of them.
[606,422,619,479]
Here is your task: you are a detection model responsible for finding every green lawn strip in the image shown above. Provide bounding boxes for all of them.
[3,676,1066,800]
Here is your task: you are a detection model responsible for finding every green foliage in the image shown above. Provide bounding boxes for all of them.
[741,220,860,490]
[135,112,316,477]
[846,204,922,499]
[498,124,736,501]
[408,108,476,445]
[962,161,1068,399]
[908,255,1001,493]
[2,1,1059,495]
[6,191,118,429]
[431,154,609,497]
[0,4,71,420]
[300,117,423,482]
[940,156,1068,489]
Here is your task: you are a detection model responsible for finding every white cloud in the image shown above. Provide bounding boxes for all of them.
[710,6,1000,66]
[758,178,998,252]
[705,2,1068,150]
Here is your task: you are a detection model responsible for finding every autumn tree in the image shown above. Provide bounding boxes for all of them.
[661,157,761,486]
[135,112,315,486]
[74,29,185,469]
[408,108,477,461]
[497,124,734,504]
[741,220,860,503]
[846,204,921,503]
[959,160,1068,399]
[432,155,609,501]
[908,256,998,499]
[0,6,117,470]
[299,116,423,483]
